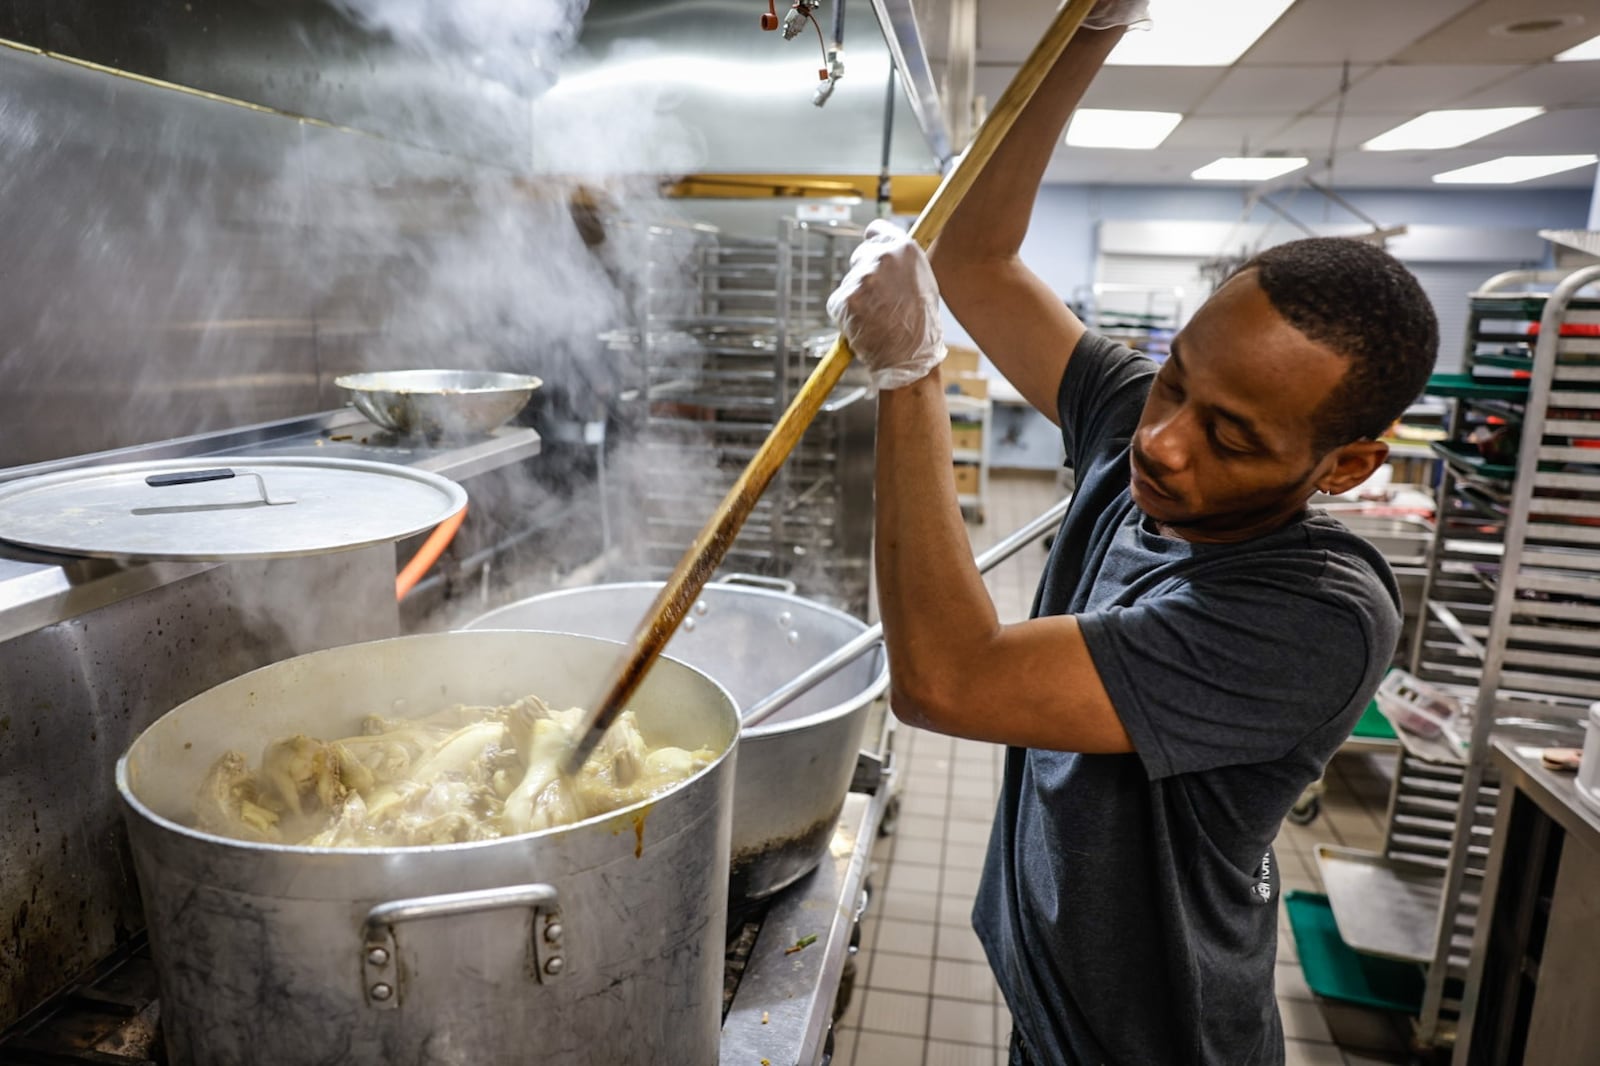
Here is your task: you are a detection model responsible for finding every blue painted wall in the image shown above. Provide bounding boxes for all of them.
[946,183,1591,345]
[947,182,1591,469]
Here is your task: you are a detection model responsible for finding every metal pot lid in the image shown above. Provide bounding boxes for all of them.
[0,457,467,561]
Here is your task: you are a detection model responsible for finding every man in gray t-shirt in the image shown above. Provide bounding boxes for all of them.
[824,7,1440,1065]
[970,330,1402,1064]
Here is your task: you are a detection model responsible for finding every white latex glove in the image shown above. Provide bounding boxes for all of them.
[826,220,947,391]
[1081,0,1151,31]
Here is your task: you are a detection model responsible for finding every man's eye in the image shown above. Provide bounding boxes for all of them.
[1211,431,1250,457]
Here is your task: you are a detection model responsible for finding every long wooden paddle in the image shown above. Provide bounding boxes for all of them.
[563,0,1101,773]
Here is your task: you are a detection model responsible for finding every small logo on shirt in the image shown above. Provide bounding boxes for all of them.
[1253,851,1274,903]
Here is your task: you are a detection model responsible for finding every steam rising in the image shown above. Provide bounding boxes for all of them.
[0,0,704,465]
[328,0,586,61]
[0,0,868,620]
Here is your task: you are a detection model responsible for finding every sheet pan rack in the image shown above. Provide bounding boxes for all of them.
[1320,261,1600,1051]
[610,218,875,614]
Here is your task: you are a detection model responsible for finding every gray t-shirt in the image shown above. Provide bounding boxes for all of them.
[972,332,1400,1066]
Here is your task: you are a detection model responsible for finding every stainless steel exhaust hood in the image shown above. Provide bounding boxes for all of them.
[562,0,953,176]
[0,0,957,176]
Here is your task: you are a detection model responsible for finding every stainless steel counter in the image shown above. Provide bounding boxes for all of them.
[721,779,892,1066]
[1453,739,1600,1065]
[1487,738,1600,845]
[0,409,540,644]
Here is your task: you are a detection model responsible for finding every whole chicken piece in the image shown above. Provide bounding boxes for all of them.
[194,750,283,843]
[260,735,347,818]
[306,792,372,848]
[501,714,575,836]
[363,720,505,822]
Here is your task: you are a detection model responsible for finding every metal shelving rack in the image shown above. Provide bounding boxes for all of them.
[1342,256,1600,1051]
[612,218,875,615]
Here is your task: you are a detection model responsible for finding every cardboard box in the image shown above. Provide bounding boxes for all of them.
[950,424,983,453]
[946,345,981,376]
[953,463,980,497]
[947,373,990,400]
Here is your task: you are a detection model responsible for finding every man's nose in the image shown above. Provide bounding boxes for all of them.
[1140,410,1194,475]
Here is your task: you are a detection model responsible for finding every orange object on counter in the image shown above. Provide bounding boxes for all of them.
[396,503,467,600]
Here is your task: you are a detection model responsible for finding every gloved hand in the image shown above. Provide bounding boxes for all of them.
[1081,0,1151,31]
[826,220,947,391]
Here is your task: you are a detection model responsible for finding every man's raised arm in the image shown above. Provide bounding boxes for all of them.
[929,17,1132,424]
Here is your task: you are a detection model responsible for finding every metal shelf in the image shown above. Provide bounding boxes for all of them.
[1401,262,1600,1048]
[623,218,874,614]
[1316,846,1443,964]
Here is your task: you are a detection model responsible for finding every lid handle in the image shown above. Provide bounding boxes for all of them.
[145,468,237,488]
[142,468,296,507]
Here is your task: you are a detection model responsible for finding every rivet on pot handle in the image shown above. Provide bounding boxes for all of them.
[360,883,564,1009]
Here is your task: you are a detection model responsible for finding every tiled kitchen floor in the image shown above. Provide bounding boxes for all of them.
[831,471,1419,1066]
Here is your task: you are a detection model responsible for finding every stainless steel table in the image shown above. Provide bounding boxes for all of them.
[1453,738,1600,1065]
[721,776,894,1066]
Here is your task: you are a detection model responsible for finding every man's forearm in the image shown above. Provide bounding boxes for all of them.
[929,26,1125,271]
[873,371,1002,730]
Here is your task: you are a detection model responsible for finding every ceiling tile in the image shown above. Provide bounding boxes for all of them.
[1258,114,1409,153]
[1044,147,1226,186]
[1391,0,1600,64]
[1240,0,1480,64]
[961,0,1597,191]
[1452,61,1600,108]
[1193,65,1371,116]
[975,64,1225,112]
[1468,106,1600,151]
[975,0,1061,63]
[1160,115,1293,151]
[1326,148,1598,189]
[1314,64,1531,113]
[1078,66,1228,111]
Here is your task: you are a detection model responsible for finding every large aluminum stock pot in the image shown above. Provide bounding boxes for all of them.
[116,630,738,1066]
[469,580,889,902]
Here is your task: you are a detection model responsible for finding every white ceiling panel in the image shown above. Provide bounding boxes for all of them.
[1077,66,1229,111]
[949,0,1599,191]
[1313,64,1531,113]
[1451,61,1600,108]
[1193,65,1371,116]
[1160,115,1293,150]
[974,0,1061,63]
[1313,148,1597,189]
[1044,146,1231,185]
[975,64,1225,113]
[1239,0,1480,65]
[1257,114,1410,152]
[1468,106,1600,152]
[1391,0,1600,64]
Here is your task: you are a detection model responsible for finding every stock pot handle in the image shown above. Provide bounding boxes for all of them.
[360,883,564,1009]
[712,572,798,595]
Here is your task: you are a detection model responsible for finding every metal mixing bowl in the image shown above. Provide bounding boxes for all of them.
[334,369,543,438]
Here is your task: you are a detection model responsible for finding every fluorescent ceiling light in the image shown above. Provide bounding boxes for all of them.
[1106,0,1296,66]
[1432,154,1599,184]
[1554,32,1600,60]
[1065,108,1182,149]
[1362,107,1545,151]
[1191,156,1308,181]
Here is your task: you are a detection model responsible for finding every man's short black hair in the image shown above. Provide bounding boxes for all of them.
[1236,237,1438,453]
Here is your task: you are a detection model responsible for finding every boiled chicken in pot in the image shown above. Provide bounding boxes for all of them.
[193,695,714,847]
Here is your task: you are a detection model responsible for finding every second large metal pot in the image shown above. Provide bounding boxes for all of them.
[117,631,738,1066]
[469,580,889,902]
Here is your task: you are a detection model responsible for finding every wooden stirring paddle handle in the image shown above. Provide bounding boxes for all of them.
[563,0,1102,775]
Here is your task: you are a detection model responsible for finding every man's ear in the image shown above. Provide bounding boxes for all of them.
[1316,440,1389,496]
